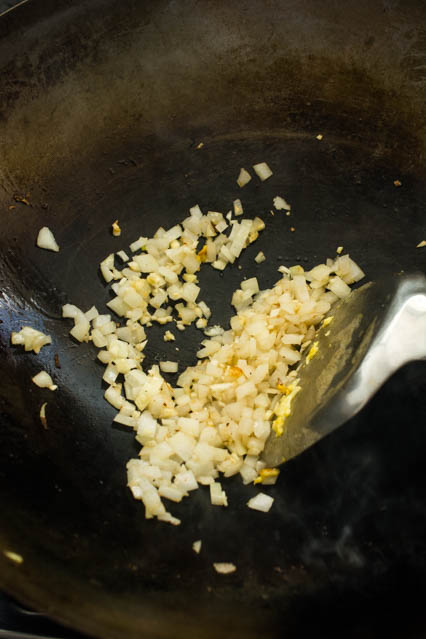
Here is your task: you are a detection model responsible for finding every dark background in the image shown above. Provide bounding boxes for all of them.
[0,2,85,635]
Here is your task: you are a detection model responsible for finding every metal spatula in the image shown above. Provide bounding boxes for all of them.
[262,273,426,467]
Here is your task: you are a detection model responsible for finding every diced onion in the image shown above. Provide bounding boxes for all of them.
[117,250,129,262]
[4,550,24,564]
[159,361,178,373]
[32,371,57,391]
[58,159,364,528]
[36,226,59,252]
[129,237,148,252]
[112,220,121,236]
[273,196,291,211]
[247,492,274,512]
[210,481,228,506]
[213,562,236,574]
[192,540,202,554]
[237,168,252,187]
[253,162,273,181]
[233,199,243,216]
[11,326,51,354]
[327,275,352,298]
[39,402,48,429]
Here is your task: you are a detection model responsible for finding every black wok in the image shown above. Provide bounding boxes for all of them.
[0,1,425,637]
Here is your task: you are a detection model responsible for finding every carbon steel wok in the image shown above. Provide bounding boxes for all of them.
[0,1,425,638]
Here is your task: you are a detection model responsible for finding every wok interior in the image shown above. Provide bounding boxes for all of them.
[0,1,425,637]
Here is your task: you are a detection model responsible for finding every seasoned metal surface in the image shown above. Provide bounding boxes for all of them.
[0,592,85,638]
[0,1,425,638]
[0,0,26,16]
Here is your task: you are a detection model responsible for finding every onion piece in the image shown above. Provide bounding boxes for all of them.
[213,562,236,574]
[159,361,178,373]
[85,306,99,321]
[112,220,121,236]
[237,168,252,187]
[192,540,202,554]
[117,250,129,262]
[36,226,59,252]
[273,196,291,211]
[105,384,125,409]
[158,512,181,526]
[70,315,91,342]
[11,326,52,354]
[32,371,57,391]
[204,325,224,337]
[39,402,48,429]
[233,199,243,216]
[189,204,203,217]
[247,492,274,512]
[327,275,352,298]
[210,481,228,506]
[253,162,273,181]
[3,550,23,564]
[113,413,137,428]
[129,237,148,252]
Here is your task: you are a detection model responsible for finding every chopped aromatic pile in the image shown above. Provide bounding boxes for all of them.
[58,164,364,525]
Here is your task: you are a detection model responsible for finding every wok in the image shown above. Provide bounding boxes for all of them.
[0,0,425,637]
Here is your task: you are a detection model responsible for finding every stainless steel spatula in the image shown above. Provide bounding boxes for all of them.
[262,273,426,466]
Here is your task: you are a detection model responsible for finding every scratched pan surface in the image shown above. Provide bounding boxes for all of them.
[0,1,425,638]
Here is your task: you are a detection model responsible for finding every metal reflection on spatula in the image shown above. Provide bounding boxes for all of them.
[262,273,426,467]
